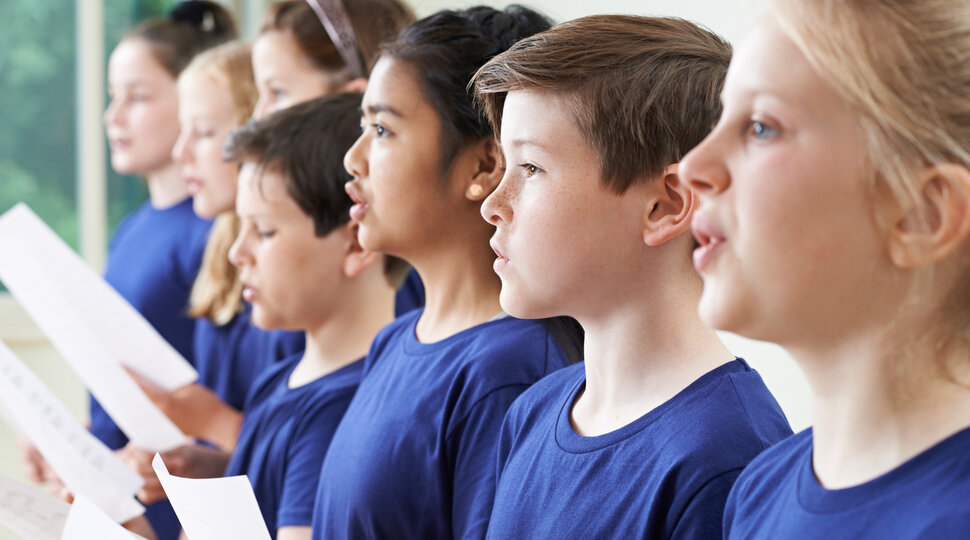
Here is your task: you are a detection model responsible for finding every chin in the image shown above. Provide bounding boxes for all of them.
[250,308,281,331]
[499,287,549,320]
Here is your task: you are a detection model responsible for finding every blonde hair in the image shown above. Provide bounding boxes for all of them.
[771,0,970,351]
[179,40,257,324]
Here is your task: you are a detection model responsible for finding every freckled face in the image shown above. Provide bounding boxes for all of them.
[481,90,650,319]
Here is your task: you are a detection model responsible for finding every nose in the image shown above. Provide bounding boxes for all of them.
[343,133,368,179]
[172,129,192,164]
[481,173,514,226]
[228,224,252,268]
[103,97,123,128]
[680,128,731,198]
[252,94,270,120]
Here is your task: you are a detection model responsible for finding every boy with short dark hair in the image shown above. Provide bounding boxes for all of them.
[472,15,793,538]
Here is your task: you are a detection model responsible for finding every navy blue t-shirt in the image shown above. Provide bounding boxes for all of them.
[91,198,210,540]
[192,303,305,414]
[311,311,572,540]
[486,360,793,539]
[225,354,363,538]
[394,268,424,316]
[724,426,970,539]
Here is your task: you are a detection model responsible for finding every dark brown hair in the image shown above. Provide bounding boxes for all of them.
[125,0,236,77]
[223,93,410,287]
[260,0,415,75]
[473,15,732,193]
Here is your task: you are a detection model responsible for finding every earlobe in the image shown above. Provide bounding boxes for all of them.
[338,77,368,94]
[888,163,970,268]
[642,163,696,247]
[465,138,503,201]
[342,223,379,277]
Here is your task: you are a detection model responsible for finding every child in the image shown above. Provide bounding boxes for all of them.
[94,2,234,538]
[679,0,970,537]
[253,0,424,315]
[471,15,792,538]
[311,7,582,539]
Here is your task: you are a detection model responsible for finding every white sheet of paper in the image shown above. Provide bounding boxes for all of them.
[60,494,146,540]
[0,203,192,451]
[0,339,145,523]
[0,473,69,540]
[153,454,272,540]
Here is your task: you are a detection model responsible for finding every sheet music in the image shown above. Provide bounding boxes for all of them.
[0,339,145,523]
[0,204,192,451]
[153,454,272,540]
[0,473,69,540]
[61,494,147,540]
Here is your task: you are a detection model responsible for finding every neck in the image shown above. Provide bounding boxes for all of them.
[411,228,502,343]
[291,273,396,387]
[145,161,189,209]
[791,328,970,488]
[573,273,733,436]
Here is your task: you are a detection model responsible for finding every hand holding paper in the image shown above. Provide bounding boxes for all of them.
[152,453,271,540]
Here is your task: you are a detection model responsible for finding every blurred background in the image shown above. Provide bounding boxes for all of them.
[0,0,803,537]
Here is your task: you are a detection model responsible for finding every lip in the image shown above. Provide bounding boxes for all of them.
[185,177,204,195]
[240,280,257,303]
[691,214,727,272]
[345,181,368,221]
[108,137,130,151]
[489,238,509,273]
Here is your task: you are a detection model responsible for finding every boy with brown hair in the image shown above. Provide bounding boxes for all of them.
[473,15,792,538]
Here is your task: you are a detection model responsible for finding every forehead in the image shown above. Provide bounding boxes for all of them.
[252,30,315,77]
[362,58,432,116]
[723,16,847,118]
[108,38,172,86]
[178,77,232,113]
[500,90,588,153]
[238,162,290,205]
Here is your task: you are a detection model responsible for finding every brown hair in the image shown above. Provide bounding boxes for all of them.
[770,0,970,352]
[179,41,258,324]
[259,0,415,76]
[224,93,410,287]
[125,0,236,78]
[473,15,732,193]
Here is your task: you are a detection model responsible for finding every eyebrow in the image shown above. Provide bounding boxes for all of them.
[504,137,553,154]
[363,103,404,117]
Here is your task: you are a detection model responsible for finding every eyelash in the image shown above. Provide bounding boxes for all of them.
[257,229,275,239]
[520,163,542,178]
[748,118,779,140]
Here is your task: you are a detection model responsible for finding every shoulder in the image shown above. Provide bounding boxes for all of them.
[502,362,584,435]
[455,316,570,377]
[729,428,811,507]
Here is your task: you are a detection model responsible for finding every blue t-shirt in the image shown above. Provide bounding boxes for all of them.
[724,426,970,539]
[192,303,305,413]
[225,354,363,538]
[91,198,210,540]
[394,268,424,316]
[486,359,793,539]
[311,311,573,540]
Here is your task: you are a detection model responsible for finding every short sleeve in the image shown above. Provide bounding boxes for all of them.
[447,384,530,540]
[671,468,743,540]
[276,395,354,528]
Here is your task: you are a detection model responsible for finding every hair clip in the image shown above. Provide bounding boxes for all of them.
[305,0,368,80]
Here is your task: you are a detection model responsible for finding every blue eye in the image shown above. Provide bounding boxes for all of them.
[750,120,779,140]
[257,229,275,239]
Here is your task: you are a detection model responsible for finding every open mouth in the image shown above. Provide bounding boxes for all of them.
[691,216,726,272]
[345,181,369,221]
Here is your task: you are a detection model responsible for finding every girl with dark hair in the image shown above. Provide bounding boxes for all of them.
[310,6,580,539]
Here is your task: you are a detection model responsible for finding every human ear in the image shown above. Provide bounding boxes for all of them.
[888,163,970,268]
[341,223,379,278]
[464,138,503,201]
[338,77,368,94]
[642,163,695,246]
